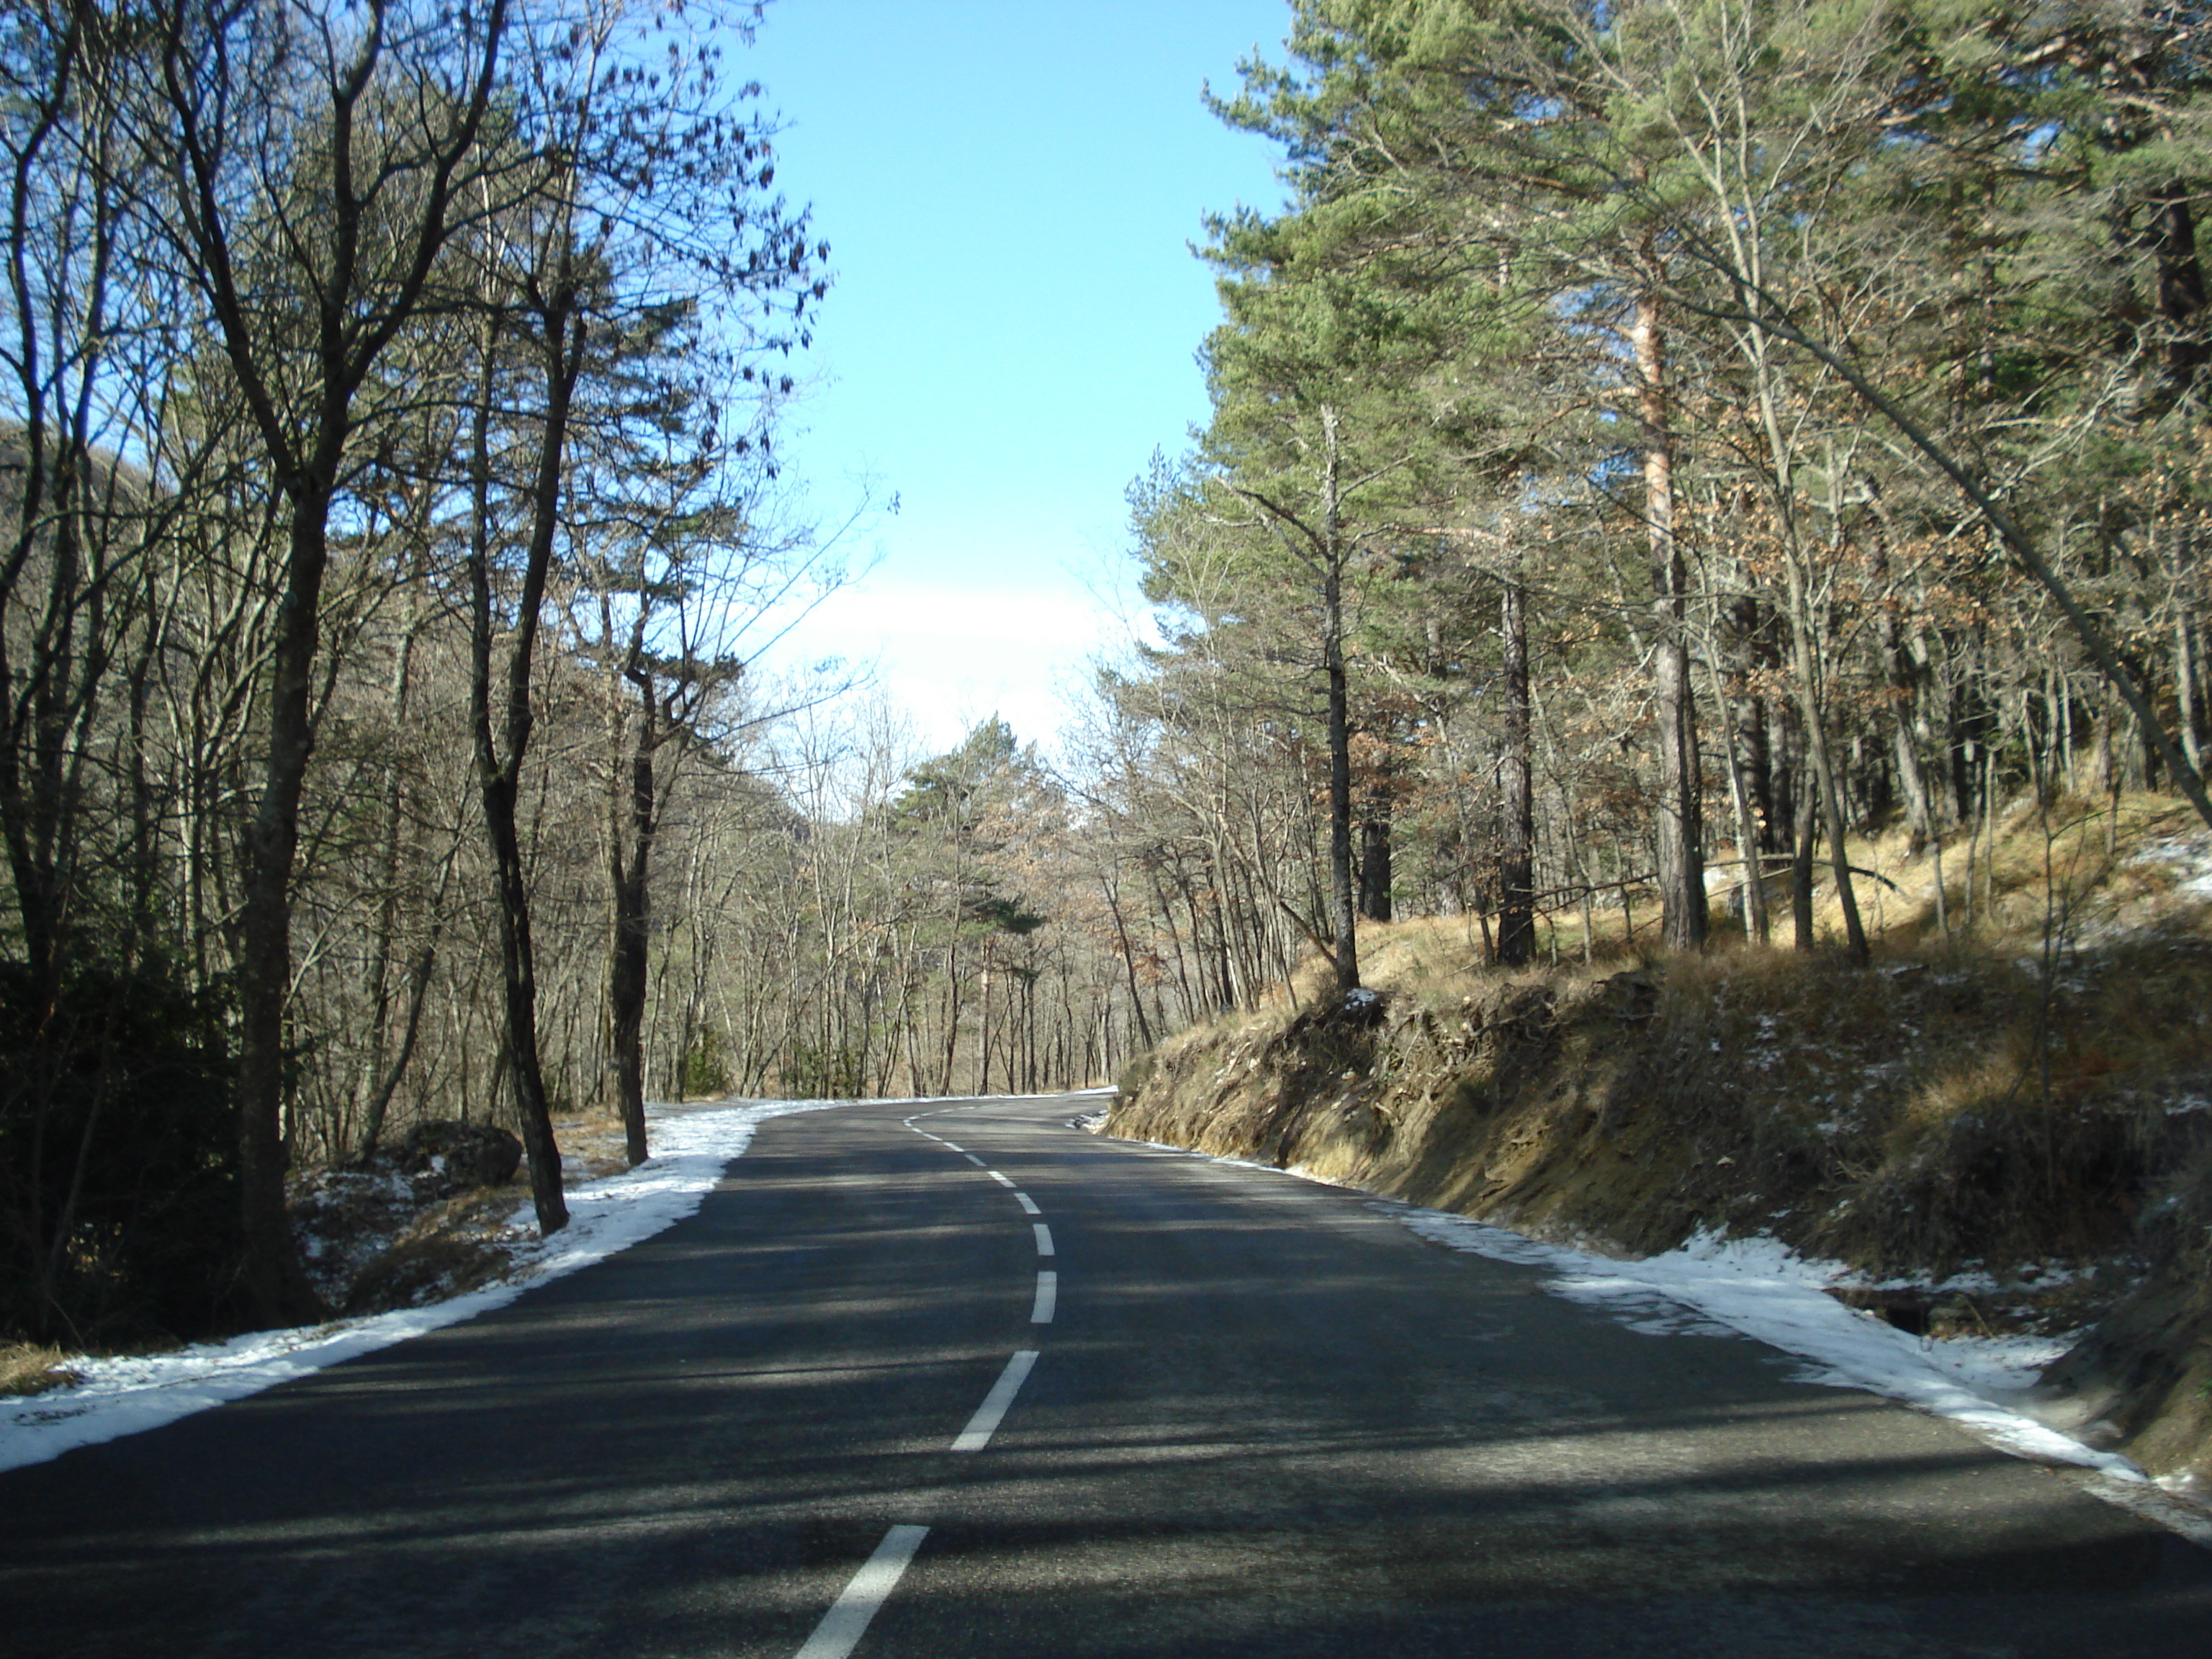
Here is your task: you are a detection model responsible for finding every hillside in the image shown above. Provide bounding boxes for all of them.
[1110,793,2212,1491]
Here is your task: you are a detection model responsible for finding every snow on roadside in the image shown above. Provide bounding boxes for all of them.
[2130,830,2212,899]
[0,1100,837,1474]
[1125,1133,2149,1483]
[1383,1207,2143,1478]
[1387,1204,2212,1544]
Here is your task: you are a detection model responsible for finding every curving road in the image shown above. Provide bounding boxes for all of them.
[2,1092,2206,1657]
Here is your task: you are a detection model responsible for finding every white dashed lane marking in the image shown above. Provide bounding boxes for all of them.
[951,1350,1038,1452]
[792,1524,930,1659]
[834,1114,1064,1653]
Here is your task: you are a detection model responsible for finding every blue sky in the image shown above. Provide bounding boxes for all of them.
[737,0,1291,757]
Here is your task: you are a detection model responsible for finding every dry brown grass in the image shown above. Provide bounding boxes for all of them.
[1354,915,1495,1004]
[339,1187,534,1316]
[1,1342,81,1398]
[1348,914,1640,1015]
[551,1113,639,1182]
[1123,788,2212,1277]
[1273,792,2212,1025]
[285,1111,642,1318]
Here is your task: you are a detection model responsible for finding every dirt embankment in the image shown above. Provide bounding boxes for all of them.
[1111,927,2212,1485]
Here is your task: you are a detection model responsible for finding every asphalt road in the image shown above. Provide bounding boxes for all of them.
[4,1092,2207,1658]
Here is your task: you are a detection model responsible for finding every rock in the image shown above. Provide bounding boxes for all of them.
[1601,969,1659,1022]
[1825,1285,1933,1335]
[395,1120,523,1194]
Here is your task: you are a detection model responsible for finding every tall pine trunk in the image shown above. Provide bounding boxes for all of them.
[1319,406,1360,992]
[1496,549,1536,966]
[1634,287,1705,951]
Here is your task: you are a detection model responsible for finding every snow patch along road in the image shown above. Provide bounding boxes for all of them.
[1383,1207,2139,1476]
[0,1099,840,1474]
[1377,1200,2212,1543]
[1119,1130,2212,1545]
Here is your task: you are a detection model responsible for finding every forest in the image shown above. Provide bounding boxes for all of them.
[9,0,2212,1352]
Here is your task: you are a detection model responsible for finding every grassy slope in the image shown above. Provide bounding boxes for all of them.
[1110,792,2212,1485]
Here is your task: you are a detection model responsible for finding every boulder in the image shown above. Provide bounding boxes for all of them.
[395,1120,523,1194]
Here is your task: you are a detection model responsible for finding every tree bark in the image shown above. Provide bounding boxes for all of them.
[1861,485,1936,850]
[1496,553,1536,966]
[1790,768,1819,953]
[354,549,432,1161]
[232,484,338,1323]
[1784,580,1870,963]
[606,680,655,1166]
[1705,616,1769,945]
[1316,406,1361,992]
[1357,796,1394,922]
[1634,287,1706,950]
[466,294,585,1233]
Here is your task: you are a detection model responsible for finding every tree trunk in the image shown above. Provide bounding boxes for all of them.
[2177,581,2204,774]
[1496,557,1536,966]
[466,296,585,1234]
[153,0,511,1321]
[977,968,994,1096]
[1781,556,1869,963]
[1790,770,1818,952]
[1634,287,1705,951]
[354,559,431,1161]
[233,490,337,1326]
[1358,796,1394,922]
[1706,619,1769,945]
[1319,405,1361,992]
[1720,594,1780,859]
[1863,487,1935,850]
[606,686,655,1166]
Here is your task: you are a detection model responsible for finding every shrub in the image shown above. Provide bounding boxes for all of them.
[0,965,240,1345]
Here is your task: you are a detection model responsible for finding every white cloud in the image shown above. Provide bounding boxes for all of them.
[760,578,1112,752]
